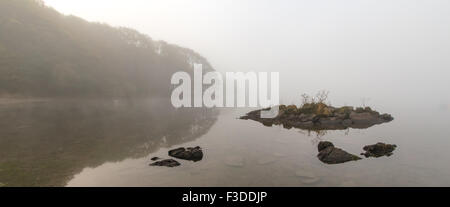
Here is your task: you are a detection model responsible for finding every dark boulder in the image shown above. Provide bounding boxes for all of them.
[317,141,361,164]
[168,146,203,162]
[150,157,160,161]
[149,159,180,167]
[361,142,397,158]
[318,141,334,152]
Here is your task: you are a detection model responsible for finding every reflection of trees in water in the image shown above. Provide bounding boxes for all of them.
[298,128,350,138]
[297,128,351,146]
[0,99,218,186]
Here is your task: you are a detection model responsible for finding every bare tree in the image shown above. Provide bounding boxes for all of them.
[316,90,329,104]
[301,90,330,106]
[300,93,310,106]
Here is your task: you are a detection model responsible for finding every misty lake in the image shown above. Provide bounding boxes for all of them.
[1,98,450,187]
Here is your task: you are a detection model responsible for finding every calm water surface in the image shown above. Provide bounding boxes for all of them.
[0,99,449,186]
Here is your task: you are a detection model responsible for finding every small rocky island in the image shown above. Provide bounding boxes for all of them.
[241,103,393,130]
[241,92,393,130]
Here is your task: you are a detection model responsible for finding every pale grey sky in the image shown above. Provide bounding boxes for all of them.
[43,0,450,110]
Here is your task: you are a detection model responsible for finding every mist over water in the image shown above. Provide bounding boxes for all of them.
[44,0,450,110]
[0,0,449,187]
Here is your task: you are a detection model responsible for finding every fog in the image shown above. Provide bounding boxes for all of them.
[43,0,450,110]
[2,0,450,187]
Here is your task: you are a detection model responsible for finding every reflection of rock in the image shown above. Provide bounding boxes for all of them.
[295,170,320,184]
[150,159,180,167]
[317,141,361,164]
[224,156,245,168]
[168,146,203,162]
[342,119,352,127]
[361,143,397,158]
[241,105,393,131]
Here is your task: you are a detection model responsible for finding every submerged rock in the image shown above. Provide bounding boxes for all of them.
[240,104,393,131]
[257,157,278,165]
[224,156,245,167]
[168,146,203,162]
[317,141,361,164]
[273,152,287,158]
[361,142,397,158]
[149,159,180,167]
[295,169,320,184]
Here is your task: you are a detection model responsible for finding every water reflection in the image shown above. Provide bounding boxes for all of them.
[65,108,450,187]
[0,99,218,187]
[245,111,398,165]
[297,128,350,139]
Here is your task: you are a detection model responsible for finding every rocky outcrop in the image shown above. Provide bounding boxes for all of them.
[361,143,397,158]
[149,159,180,167]
[168,146,203,162]
[317,141,361,164]
[241,104,393,130]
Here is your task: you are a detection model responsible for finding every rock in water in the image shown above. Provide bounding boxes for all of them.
[317,141,361,164]
[151,157,161,161]
[168,146,203,162]
[150,159,181,167]
[361,142,397,158]
[318,141,334,152]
